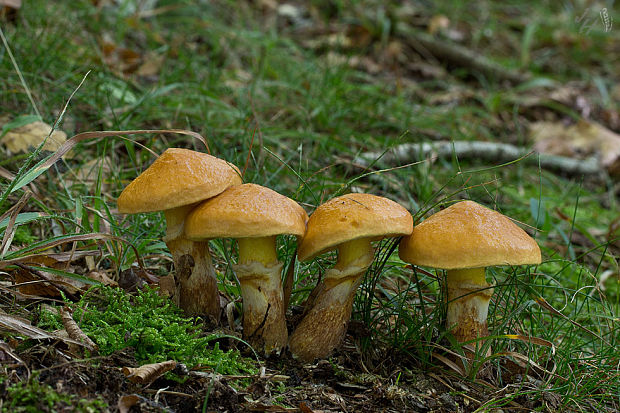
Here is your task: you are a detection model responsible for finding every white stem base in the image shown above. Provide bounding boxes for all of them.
[234,261,287,355]
[446,268,493,356]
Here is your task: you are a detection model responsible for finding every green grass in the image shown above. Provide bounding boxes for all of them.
[1,0,618,411]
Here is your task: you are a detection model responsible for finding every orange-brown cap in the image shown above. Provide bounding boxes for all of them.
[184,183,308,239]
[117,148,242,213]
[399,200,541,269]
[297,193,413,262]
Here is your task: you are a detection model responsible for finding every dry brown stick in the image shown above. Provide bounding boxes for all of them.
[396,23,530,84]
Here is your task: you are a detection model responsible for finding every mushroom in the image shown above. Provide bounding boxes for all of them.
[184,183,308,354]
[117,148,242,319]
[398,200,541,354]
[288,193,413,362]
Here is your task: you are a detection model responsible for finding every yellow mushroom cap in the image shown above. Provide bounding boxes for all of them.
[297,193,413,262]
[399,200,541,269]
[184,183,308,239]
[117,148,242,213]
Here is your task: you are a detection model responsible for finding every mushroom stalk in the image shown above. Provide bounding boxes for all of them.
[233,235,288,354]
[288,239,374,362]
[445,268,494,350]
[163,205,220,320]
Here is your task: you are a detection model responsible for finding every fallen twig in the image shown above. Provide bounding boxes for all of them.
[396,23,529,84]
[354,141,601,176]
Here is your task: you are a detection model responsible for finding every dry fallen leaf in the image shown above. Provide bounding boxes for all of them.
[100,40,164,78]
[63,156,112,191]
[101,41,142,74]
[530,120,620,175]
[117,394,141,413]
[60,307,98,352]
[156,274,176,299]
[0,312,94,349]
[1,120,67,154]
[428,15,450,35]
[136,52,165,77]
[0,312,51,340]
[122,360,177,384]
[13,255,86,297]
[86,270,118,287]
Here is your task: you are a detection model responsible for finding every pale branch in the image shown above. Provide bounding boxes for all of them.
[354,141,601,176]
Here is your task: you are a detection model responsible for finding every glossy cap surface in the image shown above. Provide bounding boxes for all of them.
[298,193,413,261]
[117,148,242,213]
[184,183,308,239]
[399,200,541,269]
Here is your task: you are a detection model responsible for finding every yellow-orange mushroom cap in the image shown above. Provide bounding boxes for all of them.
[298,193,413,262]
[399,200,541,269]
[117,147,242,214]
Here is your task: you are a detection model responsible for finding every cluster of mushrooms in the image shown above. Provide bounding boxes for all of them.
[117,148,541,363]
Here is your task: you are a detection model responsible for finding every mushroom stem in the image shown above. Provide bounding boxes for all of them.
[238,236,278,266]
[163,206,220,320]
[334,238,374,270]
[289,239,374,362]
[445,268,494,349]
[234,235,287,354]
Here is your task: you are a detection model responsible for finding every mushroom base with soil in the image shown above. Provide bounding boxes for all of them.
[163,205,220,320]
[235,235,288,355]
[445,268,494,356]
[288,240,374,363]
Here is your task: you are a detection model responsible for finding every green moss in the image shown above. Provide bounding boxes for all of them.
[41,286,256,376]
[2,378,107,413]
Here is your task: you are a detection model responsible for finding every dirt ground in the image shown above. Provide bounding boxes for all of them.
[1,315,571,413]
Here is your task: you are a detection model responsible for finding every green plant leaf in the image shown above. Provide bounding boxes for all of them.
[0,114,42,140]
[0,211,45,231]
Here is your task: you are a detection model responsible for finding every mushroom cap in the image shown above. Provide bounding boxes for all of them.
[399,200,541,269]
[297,193,413,262]
[184,183,308,239]
[117,148,242,213]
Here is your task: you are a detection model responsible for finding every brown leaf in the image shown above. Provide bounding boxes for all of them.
[121,360,177,384]
[299,402,314,413]
[117,394,141,413]
[0,312,51,340]
[63,157,112,191]
[13,266,62,297]
[101,41,142,75]
[428,15,450,35]
[157,274,176,299]
[530,120,620,175]
[13,256,85,297]
[59,307,98,352]
[86,270,117,287]
[136,53,164,77]
[0,313,92,348]
[0,120,67,154]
